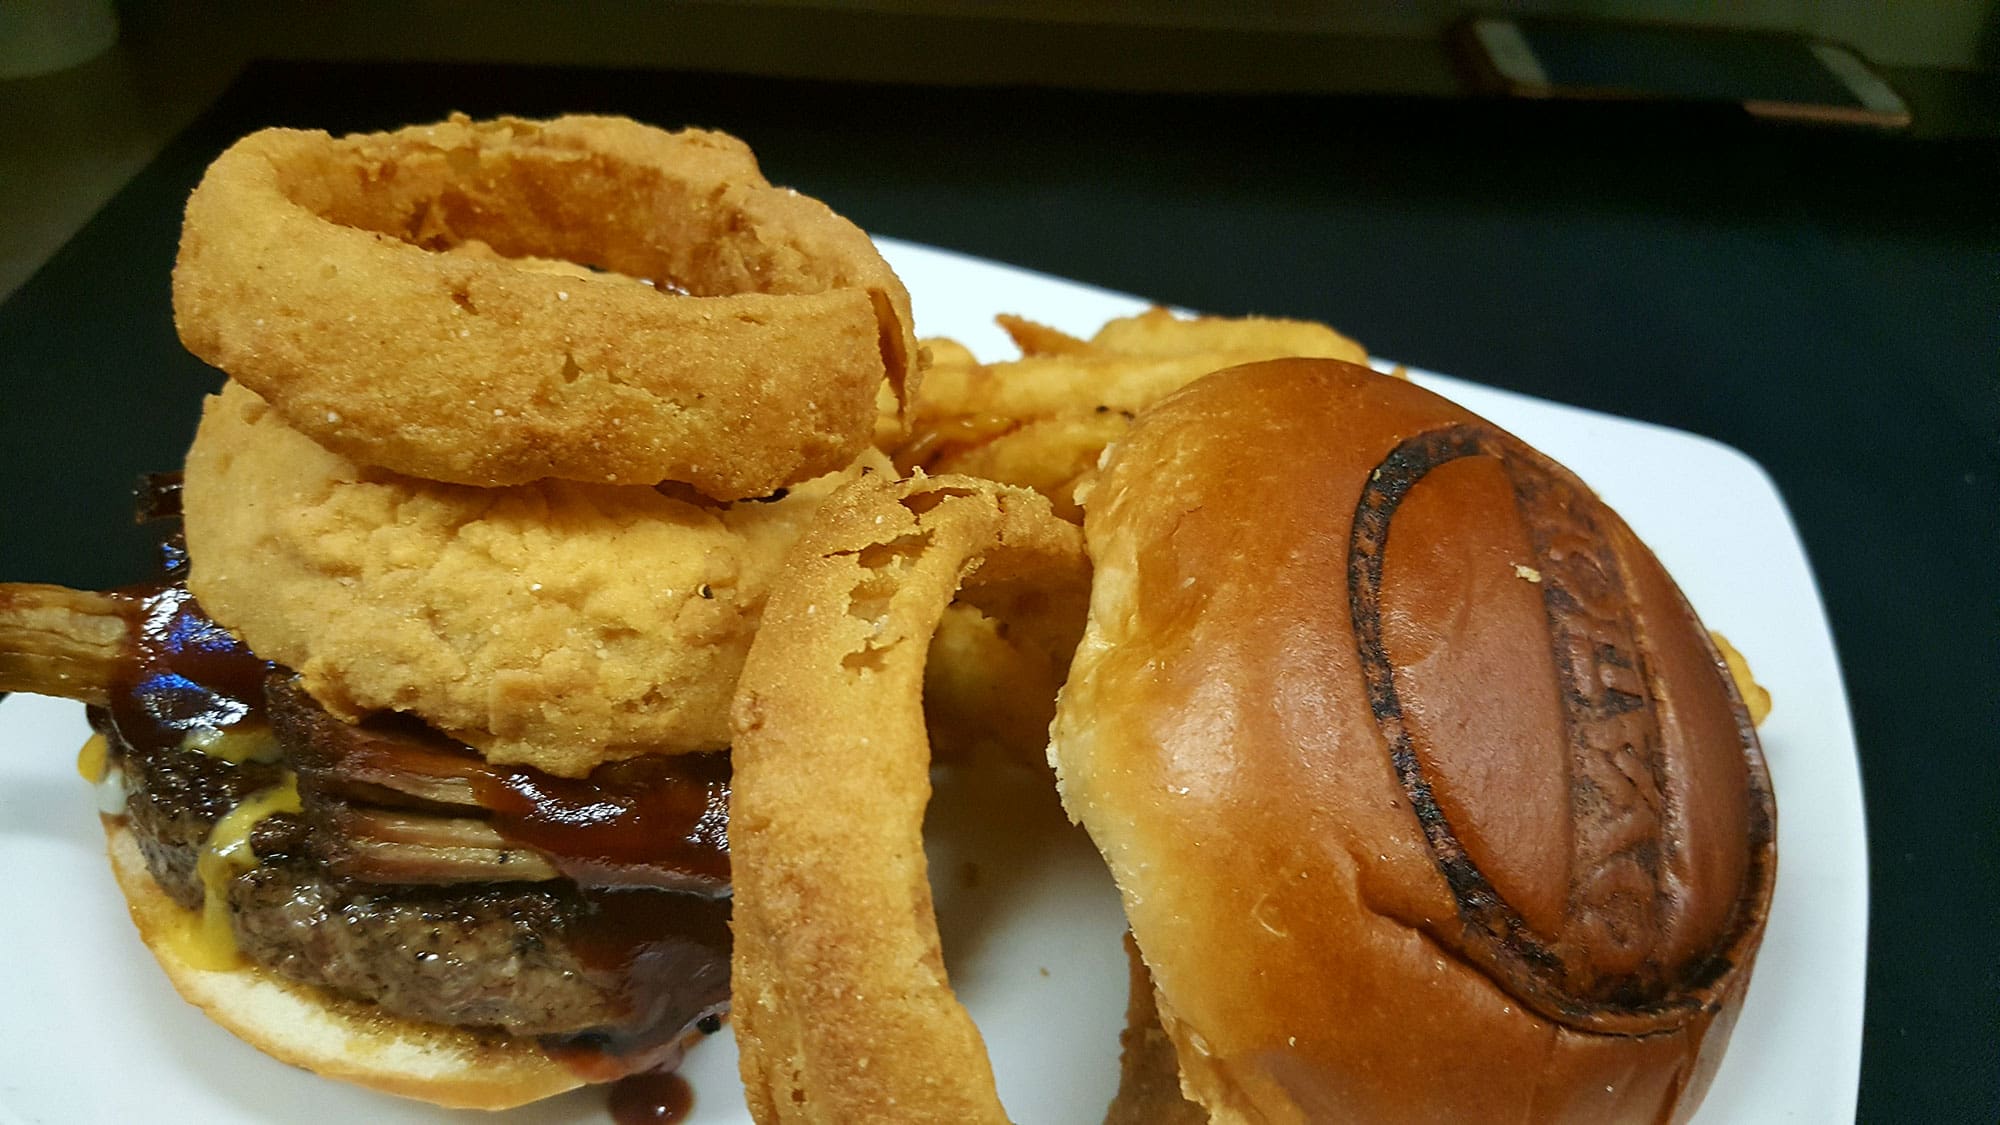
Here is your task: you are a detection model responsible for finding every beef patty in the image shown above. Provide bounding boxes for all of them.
[99,657,730,1057]
[39,490,733,1070]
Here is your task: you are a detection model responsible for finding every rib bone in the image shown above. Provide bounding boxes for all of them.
[0,584,128,705]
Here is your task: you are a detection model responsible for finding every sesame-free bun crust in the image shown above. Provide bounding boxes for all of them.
[105,821,581,1110]
[1050,359,1775,1123]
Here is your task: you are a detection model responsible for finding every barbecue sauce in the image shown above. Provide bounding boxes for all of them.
[94,555,291,968]
[94,477,735,1086]
[103,473,274,760]
[105,598,735,1079]
[536,886,730,1078]
[473,753,730,890]
[608,1072,695,1125]
[104,581,273,757]
[279,701,732,895]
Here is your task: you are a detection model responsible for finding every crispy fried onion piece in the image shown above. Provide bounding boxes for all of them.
[1710,631,1773,725]
[899,307,1373,520]
[182,380,881,777]
[1106,932,1206,1125]
[173,114,918,498]
[729,474,1088,1123]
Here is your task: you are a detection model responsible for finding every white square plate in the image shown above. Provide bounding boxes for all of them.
[0,239,1866,1123]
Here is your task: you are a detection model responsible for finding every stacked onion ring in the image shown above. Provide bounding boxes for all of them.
[174,113,917,499]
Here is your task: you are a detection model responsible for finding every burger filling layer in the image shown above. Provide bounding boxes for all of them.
[86,490,732,1078]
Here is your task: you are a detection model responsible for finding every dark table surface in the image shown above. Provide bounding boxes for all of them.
[1,61,1993,1121]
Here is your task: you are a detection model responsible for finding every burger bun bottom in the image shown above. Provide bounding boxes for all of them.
[104,819,583,1110]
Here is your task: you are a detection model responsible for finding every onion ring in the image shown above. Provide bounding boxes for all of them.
[728,473,1088,1122]
[173,114,917,498]
[182,379,881,777]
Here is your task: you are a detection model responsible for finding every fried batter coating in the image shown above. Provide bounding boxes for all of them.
[1105,932,1206,1124]
[888,308,1381,759]
[1712,630,1774,725]
[173,114,916,498]
[1089,305,1363,359]
[729,474,1088,1123]
[182,380,878,776]
[901,307,1373,519]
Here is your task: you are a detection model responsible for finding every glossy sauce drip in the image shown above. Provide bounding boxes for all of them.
[102,472,273,757]
[265,664,735,1076]
[133,470,185,523]
[539,888,730,1078]
[473,754,730,889]
[284,704,732,894]
[103,478,734,1083]
[608,1072,695,1125]
[103,583,273,758]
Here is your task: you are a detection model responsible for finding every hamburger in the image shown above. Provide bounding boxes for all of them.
[1054,358,1778,1123]
[0,441,833,1108]
[0,112,919,1111]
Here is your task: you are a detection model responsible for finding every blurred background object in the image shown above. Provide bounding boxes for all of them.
[3,1,1996,301]
[0,0,116,78]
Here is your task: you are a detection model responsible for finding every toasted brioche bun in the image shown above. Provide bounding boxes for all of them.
[1051,358,1775,1123]
[104,820,581,1110]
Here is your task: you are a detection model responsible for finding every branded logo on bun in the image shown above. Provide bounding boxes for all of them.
[1051,357,1776,1123]
[1349,422,1775,1037]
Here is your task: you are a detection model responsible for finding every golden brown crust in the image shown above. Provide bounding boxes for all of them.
[727,473,1089,1123]
[173,114,917,497]
[105,820,580,1110]
[1050,358,1775,1124]
[901,412,1130,524]
[1104,932,1207,1125]
[995,313,1092,356]
[182,379,879,775]
[1087,306,1364,360]
[902,309,1374,521]
[1712,631,1773,725]
[0,583,128,704]
[912,310,1362,429]
[923,602,1076,765]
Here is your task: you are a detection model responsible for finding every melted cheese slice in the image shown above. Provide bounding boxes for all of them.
[171,775,301,971]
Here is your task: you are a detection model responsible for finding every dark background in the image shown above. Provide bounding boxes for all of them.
[0,61,1994,1120]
